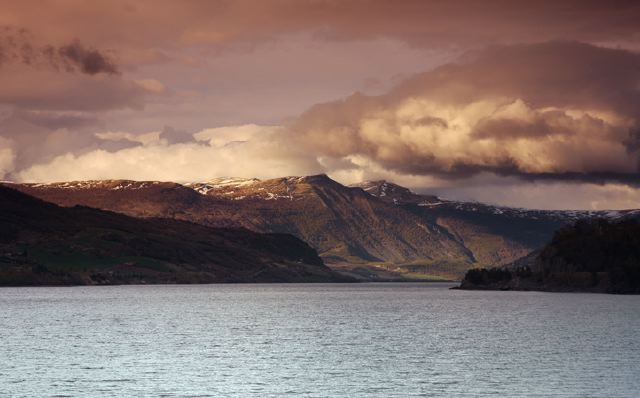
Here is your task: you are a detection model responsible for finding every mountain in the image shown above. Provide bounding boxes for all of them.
[356,180,440,205]
[457,219,640,294]
[7,176,637,280]
[6,177,474,279]
[352,181,640,267]
[0,185,349,286]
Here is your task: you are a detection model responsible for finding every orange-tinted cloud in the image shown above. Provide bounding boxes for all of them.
[289,42,640,183]
[16,125,321,183]
[10,42,640,186]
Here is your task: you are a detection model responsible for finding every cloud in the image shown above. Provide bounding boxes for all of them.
[15,125,321,182]
[288,42,640,183]
[57,41,118,75]
[428,173,640,210]
[0,27,118,75]
[194,124,279,147]
[14,122,640,210]
[94,130,162,146]
[158,126,194,145]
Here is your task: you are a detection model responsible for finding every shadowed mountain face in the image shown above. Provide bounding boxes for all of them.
[8,176,637,280]
[0,186,349,285]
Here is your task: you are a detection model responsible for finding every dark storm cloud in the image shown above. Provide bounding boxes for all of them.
[0,27,119,75]
[57,41,119,75]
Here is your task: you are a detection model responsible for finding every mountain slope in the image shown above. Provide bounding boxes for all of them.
[0,186,348,285]
[352,180,640,267]
[9,177,475,279]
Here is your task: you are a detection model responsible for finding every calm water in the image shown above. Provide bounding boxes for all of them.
[1,283,639,397]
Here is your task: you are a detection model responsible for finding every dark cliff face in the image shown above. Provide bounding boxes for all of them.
[457,219,640,294]
[0,186,350,286]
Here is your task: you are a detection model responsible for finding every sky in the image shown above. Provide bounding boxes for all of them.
[1,0,640,210]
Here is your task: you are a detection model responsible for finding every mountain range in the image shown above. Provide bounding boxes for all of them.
[7,175,637,280]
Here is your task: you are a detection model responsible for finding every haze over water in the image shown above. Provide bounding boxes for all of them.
[1,283,639,397]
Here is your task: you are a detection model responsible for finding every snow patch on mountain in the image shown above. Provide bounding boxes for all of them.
[17,180,161,191]
[185,177,260,195]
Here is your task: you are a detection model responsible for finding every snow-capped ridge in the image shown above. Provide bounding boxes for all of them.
[353,179,640,221]
[18,180,165,191]
[7,177,640,220]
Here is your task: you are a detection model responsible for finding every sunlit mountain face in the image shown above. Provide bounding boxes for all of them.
[1,1,640,210]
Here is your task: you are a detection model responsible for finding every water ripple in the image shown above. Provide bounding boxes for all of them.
[0,283,639,397]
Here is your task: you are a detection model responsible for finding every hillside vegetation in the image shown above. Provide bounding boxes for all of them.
[0,186,349,285]
[458,219,640,293]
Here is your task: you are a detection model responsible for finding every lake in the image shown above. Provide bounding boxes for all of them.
[1,283,639,397]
